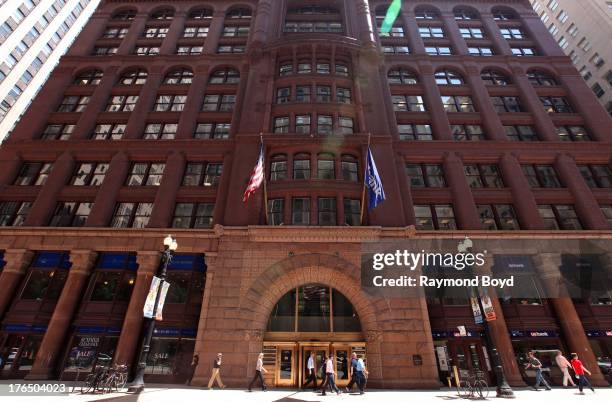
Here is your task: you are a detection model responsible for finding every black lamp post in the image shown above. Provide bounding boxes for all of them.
[128,234,177,393]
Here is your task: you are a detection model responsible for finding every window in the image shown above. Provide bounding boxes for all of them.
[451,125,485,141]
[398,124,433,140]
[189,8,212,20]
[441,96,475,112]
[134,46,160,56]
[317,155,335,179]
[0,202,31,226]
[49,202,92,227]
[478,204,519,230]
[293,154,311,179]
[222,25,250,37]
[193,123,230,139]
[202,95,235,112]
[415,9,439,20]
[74,70,103,85]
[143,26,168,38]
[493,10,517,21]
[382,46,410,55]
[344,199,361,226]
[111,203,153,228]
[317,62,331,75]
[435,70,464,85]
[500,28,526,39]
[182,163,223,186]
[481,70,511,86]
[318,198,336,225]
[92,47,117,56]
[419,27,444,38]
[464,164,504,188]
[71,163,109,186]
[336,88,351,104]
[468,47,494,56]
[538,205,582,230]
[20,267,68,301]
[112,9,136,20]
[227,8,252,19]
[217,45,245,54]
[177,46,203,55]
[341,156,358,182]
[268,199,284,226]
[556,126,591,141]
[183,26,208,38]
[455,8,478,20]
[275,87,290,104]
[298,62,312,74]
[460,28,484,39]
[89,269,135,302]
[208,68,240,84]
[292,198,310,225]
[491,96,523,113]
[601,205,612,227]
[143,123,177,139]
[392,95,426,112]
[406,164,446,188]
[540,96,573,113]
[284,22,342,33]
[414,205,457,230]
[106,95,138,112]
[164,69,193,84]
[592,83,605,98]
[295,115,311,134]
[426,46,452,56]
[171,203,214,228]
[14,162,52,185]
[58,95,89,112]
[279,63,293,76]
[126,163,165,186]
[41,124,74,140]
[92,124,125,140]
[511,47,536,56]
[270,155,287,181]
[296,86,311,102]
[505,125,538,141]
[527,71,558,86]
[151,8,174,20]
[317,115,333,135]
[119,69,147,85]
[388,69,418,85]
[522,165,562,188]
[274,116,289,133]
[339,117,354,134]
[153,95,186,112]
[380,26,404,37]
[578,165,612,188]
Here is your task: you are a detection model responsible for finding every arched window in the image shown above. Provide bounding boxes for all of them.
[270,154,287,181]
[287,5,339,14]
[267,284,361,332]
[481,69,511,86]
[527,70,558,86]
[164,69,194,84]
[454,7,478,20]
[317,153,335,179]
[188,7,212,20]
[341,155,359,182]
[151,8,174,20]
[208,68,240,84]
[74,70,103,85]
[293,153,311,180]
[227,7,251,19]
[119,69,148,85]
[388,68,418,84]
[112,9,136,21]
[435,70,464,85]
[415,8,440,20]
[492,8,517,21]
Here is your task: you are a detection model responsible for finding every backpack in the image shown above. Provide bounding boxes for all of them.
[356,358,365,372]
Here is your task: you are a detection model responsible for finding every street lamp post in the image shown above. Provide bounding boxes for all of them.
[128,235,178,393]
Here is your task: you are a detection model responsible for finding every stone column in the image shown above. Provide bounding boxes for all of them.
[354,0,376,48]
[480,13,511,56]
[71,66,120,140]
[521,16,565,57]
[176,65,209,139]
[26,251,97,379]
[0,152,22,187]
[114,251,160,367]
[500,153,545,229]
[148,151,185,228]
[509,64,558,141]
[203,11,226,55]
[124,68,164,139]
[464,64,507,141]
[117,14,148,55]
[419,63,452,140]
[250,0,273,46]
[67,14,107,56]
[86,152,129,227]
[533,253,608,386]
[443,153,481,229]
[441,13,469,55]
[402,10,426,55]
[160,12,186,55]
[24,152,75,226]
[554,154,608,230]
[0,250,34,320]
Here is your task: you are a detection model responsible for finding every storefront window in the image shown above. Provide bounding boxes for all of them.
[144,336,195,378]
[90,271,135,302]
[267,290,295,331]
[20,269,68,300]
[498,274,543,305]
[64,335,118,373]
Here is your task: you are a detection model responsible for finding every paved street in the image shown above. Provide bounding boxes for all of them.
[1,382,611,402]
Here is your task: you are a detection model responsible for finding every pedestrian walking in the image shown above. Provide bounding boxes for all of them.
[345,353,358,393]
[571,353,595,394]
[318,352,328,393]
[355,355,368,394]
[186,354,199,386]
[247,352,267,392]
[324,355,341,395]
[303,352,318,391]
[525,351,551,391]
[207,353,226,389]
[555,350,576,387]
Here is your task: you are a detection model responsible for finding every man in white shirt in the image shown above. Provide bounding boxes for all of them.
[555,350,576,387]
[248,352,268,392]
[303,352,318,390]
[323,356,341,395]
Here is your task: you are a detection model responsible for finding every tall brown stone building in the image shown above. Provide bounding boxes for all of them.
[0,0,610,389]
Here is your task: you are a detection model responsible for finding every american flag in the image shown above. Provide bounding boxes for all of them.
[242,145,265,202]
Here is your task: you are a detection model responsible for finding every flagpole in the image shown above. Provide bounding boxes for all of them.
[360,133,372,225]
[260,132,269,225]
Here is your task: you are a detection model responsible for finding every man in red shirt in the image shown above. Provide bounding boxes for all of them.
[571,353,595,394]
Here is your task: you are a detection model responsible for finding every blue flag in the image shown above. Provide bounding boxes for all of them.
[365,147,386,210]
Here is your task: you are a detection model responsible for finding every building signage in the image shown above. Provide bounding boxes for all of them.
[155,281,171,321]
[480,295,496,321]
[436,346,449,371]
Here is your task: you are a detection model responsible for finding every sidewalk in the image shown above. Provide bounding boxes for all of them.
[1,382,611,402]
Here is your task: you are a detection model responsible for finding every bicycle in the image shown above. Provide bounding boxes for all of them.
[79,355,113,394]
[102,364,128,393]
[457,370,490,400]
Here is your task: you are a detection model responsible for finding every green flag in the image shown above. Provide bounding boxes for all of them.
[380,0,402,34]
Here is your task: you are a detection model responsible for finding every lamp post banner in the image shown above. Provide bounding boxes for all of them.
[143,276,161,319]
[155,281,171,321]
